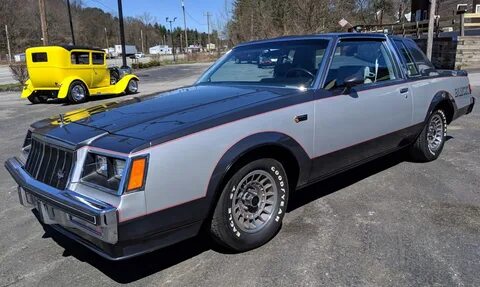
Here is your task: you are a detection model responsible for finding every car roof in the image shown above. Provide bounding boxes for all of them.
[59,45,105,52]
[235,33,389,47]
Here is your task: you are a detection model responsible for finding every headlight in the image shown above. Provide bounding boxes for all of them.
[21,130,32,160]
[81,153,126,192]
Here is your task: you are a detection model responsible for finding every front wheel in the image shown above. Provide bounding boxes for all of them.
[210,158,289,252]
[125,79,138,94]
[409,109,447,162]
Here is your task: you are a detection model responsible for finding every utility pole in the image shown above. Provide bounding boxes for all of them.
[204,12,211,51]
[182,0,188,53]
[166,17,177,62]
[66,0,75,45]
[104,27,109,48]
[140,29,144,53]
[426,0,437,60]
[5,25,11,63]
[117,0,127,68]
[38,0,48,45]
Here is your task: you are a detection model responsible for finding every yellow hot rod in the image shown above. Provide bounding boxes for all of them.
[22,45,139,104]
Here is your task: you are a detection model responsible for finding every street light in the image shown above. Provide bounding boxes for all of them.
[166,17,177,62]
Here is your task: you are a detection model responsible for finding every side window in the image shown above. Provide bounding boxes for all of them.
[393,39,419,77]
[324,40,397,90]
[71,52,90,65]
[92,52,105,65]
[403,40,435,75]
[32,52,48,62]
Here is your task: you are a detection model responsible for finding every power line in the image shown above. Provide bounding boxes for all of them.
[185,9,205,26]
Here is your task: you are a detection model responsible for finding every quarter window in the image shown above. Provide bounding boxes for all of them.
[71,52,90,65]
[324,40,397,90]
[92,52,105,65]
[393,39,419,77]
[403,40,435,75]
[32,52,48,62]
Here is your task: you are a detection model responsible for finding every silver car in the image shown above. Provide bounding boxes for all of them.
[5,33,475,260]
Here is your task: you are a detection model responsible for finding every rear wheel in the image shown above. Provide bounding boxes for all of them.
[210,158,289,252]
[125,79,138,94]
[409,109,447,162]
[67,81,88,104]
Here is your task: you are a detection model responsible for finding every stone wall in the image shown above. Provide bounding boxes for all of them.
[455,36,480,70]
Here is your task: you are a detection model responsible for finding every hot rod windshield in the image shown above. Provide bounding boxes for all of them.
[197,39,330,88]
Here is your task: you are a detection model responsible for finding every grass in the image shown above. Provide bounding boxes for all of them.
[0,83,22,92]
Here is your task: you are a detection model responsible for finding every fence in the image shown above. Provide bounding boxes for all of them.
[362,13,480,37]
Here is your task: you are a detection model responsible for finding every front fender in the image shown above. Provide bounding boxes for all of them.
[204,132,311,216]
[58,77,88,99]
[112,74,139,94]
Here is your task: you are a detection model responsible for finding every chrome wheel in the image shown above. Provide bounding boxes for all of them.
[127,80,138,93]
[231,170,278,233]
[427,114,444,152]
[71,84,86,102]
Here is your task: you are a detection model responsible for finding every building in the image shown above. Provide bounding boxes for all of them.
[411,0,480,21]
[149,45,172,55]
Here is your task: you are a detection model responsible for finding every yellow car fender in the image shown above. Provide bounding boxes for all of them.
[21,79,34,98]
[112,74,139,94]
[58,77,88,99]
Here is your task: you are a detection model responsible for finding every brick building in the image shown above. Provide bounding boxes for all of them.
[411,0,480,21]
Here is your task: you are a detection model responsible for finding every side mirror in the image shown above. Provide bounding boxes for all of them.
[343,74,364,92]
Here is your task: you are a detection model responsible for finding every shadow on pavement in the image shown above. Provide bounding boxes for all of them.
[38,149,407,283]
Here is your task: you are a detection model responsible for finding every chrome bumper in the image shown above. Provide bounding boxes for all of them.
[4,157,118,244]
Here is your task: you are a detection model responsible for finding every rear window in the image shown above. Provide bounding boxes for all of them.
[92,52,104,65]
[32,52,48,62]
[71,52,89,65]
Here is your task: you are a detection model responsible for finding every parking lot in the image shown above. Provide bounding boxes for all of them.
[0,64,479,286]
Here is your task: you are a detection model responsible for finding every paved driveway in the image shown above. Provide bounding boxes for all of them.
[0,68,479,286]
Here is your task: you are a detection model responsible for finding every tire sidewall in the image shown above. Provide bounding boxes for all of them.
[425,109,447,158]
[126,79,138,94]
[218,158,289,250]
[68,81,87,104]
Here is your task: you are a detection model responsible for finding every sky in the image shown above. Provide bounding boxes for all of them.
[82,0,232,33]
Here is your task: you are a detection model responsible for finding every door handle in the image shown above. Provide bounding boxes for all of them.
[400,87,409,93]
[294,114,308,123]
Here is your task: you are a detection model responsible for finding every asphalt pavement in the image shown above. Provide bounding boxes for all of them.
[0,65,479,286]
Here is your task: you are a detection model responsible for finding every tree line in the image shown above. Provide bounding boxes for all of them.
[0,0,219,58]
[226,0,411,45]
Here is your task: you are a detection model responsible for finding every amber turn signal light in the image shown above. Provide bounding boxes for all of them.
[127,157,147,192]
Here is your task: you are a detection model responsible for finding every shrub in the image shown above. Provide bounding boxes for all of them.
[9,63,29,85]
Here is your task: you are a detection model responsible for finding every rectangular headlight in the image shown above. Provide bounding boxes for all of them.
[81,153,126,192]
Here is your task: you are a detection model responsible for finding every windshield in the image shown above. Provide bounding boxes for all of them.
[197,39,330,88]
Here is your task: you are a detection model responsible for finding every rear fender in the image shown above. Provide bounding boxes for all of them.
[20,79,34,98]
[58,77,88,99]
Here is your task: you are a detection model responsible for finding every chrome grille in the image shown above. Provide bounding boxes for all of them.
[24,138,74,190]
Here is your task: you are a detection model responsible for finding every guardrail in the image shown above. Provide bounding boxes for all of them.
[362,13,480,37]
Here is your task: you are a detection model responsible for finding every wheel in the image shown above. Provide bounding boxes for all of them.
[409,109,447,162]
[110,69,120,85]
[125,79,138,94]
[67,81,88,104]
[210,158,289,252]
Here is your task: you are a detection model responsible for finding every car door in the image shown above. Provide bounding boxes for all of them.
[70,50,92,87]
[310,38,413,179]
[91,52,109,87]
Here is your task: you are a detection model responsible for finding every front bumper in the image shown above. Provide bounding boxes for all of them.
[4,157,118,244]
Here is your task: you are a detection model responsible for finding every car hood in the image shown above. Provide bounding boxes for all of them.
[31,85,299,148]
